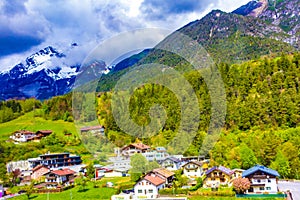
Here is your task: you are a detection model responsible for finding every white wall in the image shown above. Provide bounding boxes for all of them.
[183,165,202,177]
[248,178,278,194]
[134,180,159,199]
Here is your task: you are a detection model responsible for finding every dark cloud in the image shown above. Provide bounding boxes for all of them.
[141,0,211,20]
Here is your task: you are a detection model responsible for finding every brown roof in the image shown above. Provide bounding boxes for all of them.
[80,126,104,132]
[144,174,165,186]
[32,165,49,172]
[152,168,175,178]
[182,160,203,168]
[14,130,35,135]
[52,169,75,176]
[36,130,53,135]
[122,143,151,151]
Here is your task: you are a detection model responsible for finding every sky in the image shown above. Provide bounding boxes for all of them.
[0,0,250,71]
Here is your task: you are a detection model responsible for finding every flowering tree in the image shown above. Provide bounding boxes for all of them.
[232,177,251,194]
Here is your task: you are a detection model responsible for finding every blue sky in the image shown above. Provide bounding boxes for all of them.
[0,0,249,70]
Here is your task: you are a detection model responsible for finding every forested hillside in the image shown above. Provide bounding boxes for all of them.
[97,53,300,178]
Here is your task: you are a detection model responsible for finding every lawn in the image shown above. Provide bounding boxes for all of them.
[12,182,117,200]
[11,177,134,200]
[0,110,78,140]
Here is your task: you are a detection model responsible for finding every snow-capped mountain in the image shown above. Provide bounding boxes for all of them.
[0,45,109,100]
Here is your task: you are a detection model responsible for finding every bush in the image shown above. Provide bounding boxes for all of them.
[190,187,235,197]
[159,188,188,195]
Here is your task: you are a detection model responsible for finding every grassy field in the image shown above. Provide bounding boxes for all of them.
[0,110,79,140]
[11,177,134,200]
[12,183,117,200]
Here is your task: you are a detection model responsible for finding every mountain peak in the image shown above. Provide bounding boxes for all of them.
[232,0,268,17]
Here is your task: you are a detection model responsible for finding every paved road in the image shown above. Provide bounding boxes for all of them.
[278,181,300,200]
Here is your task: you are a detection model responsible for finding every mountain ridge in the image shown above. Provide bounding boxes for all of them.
[0,0,299,100]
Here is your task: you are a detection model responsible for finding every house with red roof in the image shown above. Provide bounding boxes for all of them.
[121,143,151,157]
[45,168,75,188]
[151,168,175,185]
[203,166,233,188]
[134,173,166,199]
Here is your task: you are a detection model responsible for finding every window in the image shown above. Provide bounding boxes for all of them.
[257,179,261,183]
[259,187,264,191]
[268,179,271,183]
[266,187,271,190]
[149,189,153,193]
[138,190,142,193]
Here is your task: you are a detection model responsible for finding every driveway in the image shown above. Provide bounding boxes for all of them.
[278,180,300,200]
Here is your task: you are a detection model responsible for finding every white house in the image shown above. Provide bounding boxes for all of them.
[143,147,169,162]
[10,130,35,143]
[134,173,166,199]
[45,168,75,187]
[182,161,203,178]
[121,143,151,157]
[160,157,181,171]
[242,165,280,194]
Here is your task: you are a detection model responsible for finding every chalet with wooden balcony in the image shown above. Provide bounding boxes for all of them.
[242,165,280,194]
[160,156,181,171]
[121,143,151,157]
[203,166,233,188]
[182,160,204,178]
[45,168,75,188]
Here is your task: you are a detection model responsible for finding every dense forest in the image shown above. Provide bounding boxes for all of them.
[96,53,300,178]
[0,53,300,179]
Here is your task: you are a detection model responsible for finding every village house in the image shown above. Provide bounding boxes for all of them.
[151,168,175,185]
[160,156,181,171]
[109,156,131,170]
[182,160,204,178]
[80,125,105,135]
[231,168,244,180]
[31,165,50,180]
[203,166,233,188]
[9,130,53,143]
[9,130,35,143]
[242,165,280,194]
[134,173,166,199]
[28,152,82,169]
[45,168,75,188]
[121,143,151,157]
[34,130,53,140]
[143,147,169,162]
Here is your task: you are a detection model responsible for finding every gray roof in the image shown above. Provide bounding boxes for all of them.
[162,156,181,163]
[206,166,232,175]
